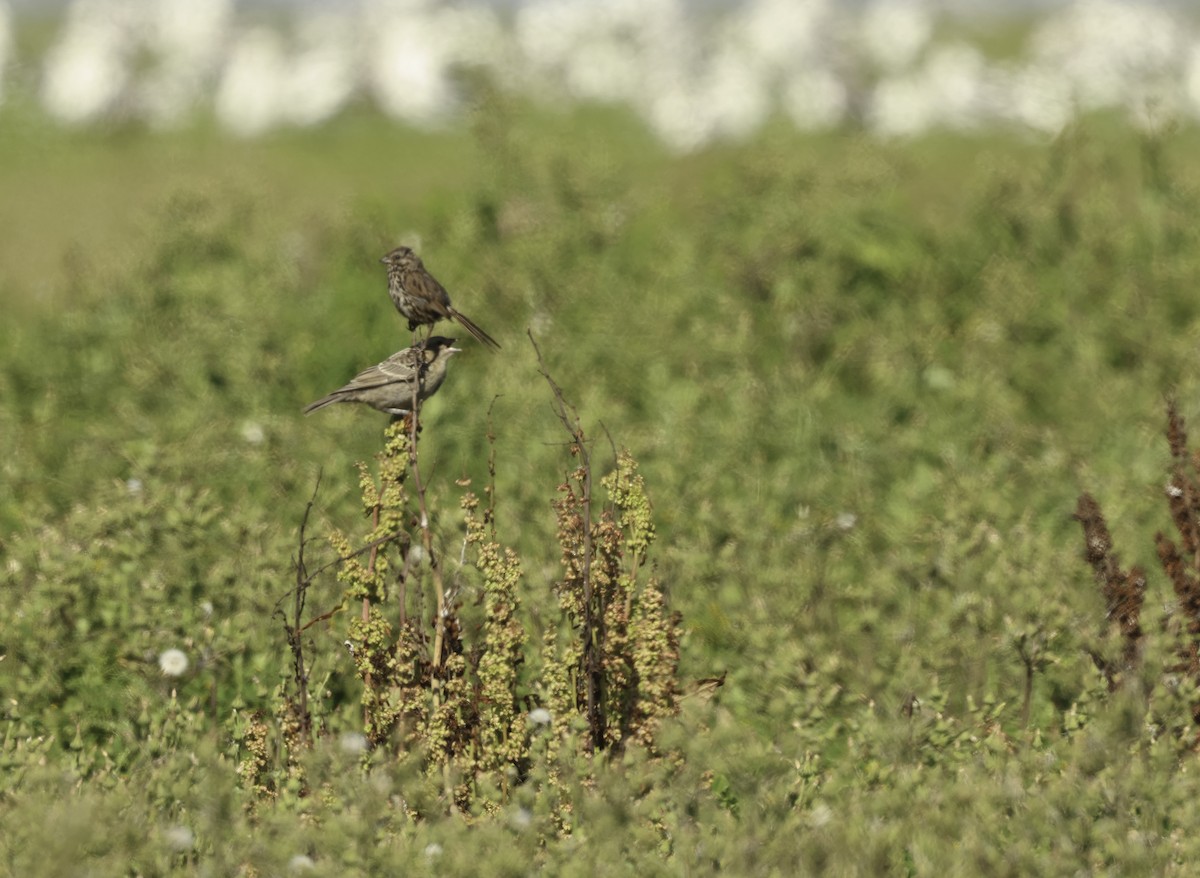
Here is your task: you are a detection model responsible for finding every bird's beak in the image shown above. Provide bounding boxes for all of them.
[379,256,389,264]
[449,346,462,354]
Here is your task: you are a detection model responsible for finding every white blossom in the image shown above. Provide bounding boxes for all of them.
[137,0,232,126]
[282,13,357,128]
[784,68,848,130]
[41,0,138,124]
[215,28,289,137]
[1030,0,1185,112]
[17,0,1200,147]
[158,648,189,677]
[860,0,933,73]
[240,421,265,445]
[163,825,194,851]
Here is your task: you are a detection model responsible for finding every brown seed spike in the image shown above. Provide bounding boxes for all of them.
[1075,492,1114,573]
[1114,566,1146,641]
[1076,493,1145,676]
[1118,567,1147,669]
[1159,531,1200,635]
[1166,473,1200,557]
[1157,532,1189,601]
[1167,397,1189,463]
[1163,400,1200,556]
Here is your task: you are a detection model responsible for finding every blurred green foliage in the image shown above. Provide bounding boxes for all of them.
[5,96,1200,871]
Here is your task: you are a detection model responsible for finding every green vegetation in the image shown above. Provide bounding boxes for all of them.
[6,96,1200,873]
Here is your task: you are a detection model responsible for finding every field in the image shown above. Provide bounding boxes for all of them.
[6,96,1200,874]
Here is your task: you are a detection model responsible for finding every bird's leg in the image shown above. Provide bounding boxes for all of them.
[411,357,426,424]
[408,320,427,351]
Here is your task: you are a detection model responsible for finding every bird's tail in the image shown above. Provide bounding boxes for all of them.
[450,308,501,350]
[302,394,343,415]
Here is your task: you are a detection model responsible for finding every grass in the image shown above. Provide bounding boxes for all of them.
[5,95,1200,873]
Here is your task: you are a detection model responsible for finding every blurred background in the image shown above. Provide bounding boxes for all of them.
[8,0,1200,142]
[10,3,1200,870]
[3,0,1200,292]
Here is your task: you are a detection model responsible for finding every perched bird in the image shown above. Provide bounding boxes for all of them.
[381,246,501,349]
[303,337,460,416]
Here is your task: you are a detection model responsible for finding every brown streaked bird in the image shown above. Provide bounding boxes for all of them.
[303,337,460,416]
[381,246,501,349]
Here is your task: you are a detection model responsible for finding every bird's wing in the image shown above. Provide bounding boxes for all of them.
[374,350,424,382]
[337,361,409,393]
[427,274,455,310]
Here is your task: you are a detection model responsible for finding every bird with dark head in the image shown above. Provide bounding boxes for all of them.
[303,337,460,416]
[381,246,501,350]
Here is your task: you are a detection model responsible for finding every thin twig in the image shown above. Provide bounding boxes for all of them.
[530,330,604,752]
[277,526,410,631]
[485,394,502,527]
[599,421,618,465]
[276,473,322,750]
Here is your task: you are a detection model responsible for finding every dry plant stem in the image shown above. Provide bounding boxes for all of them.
[1015,638,1034,729]
[405,386,456,812]
[486,395,501,524]
[277,474,321,749]
[406,399,447,675]
[530,330,604,752]
[397,551,410,628]
[293,484,314,746]
[581,445,599,750]
[1022,660,1033,729]
[362,501,381,703]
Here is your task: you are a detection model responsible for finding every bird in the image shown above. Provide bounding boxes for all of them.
[303,337,460,416]
[381,246,501,350]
